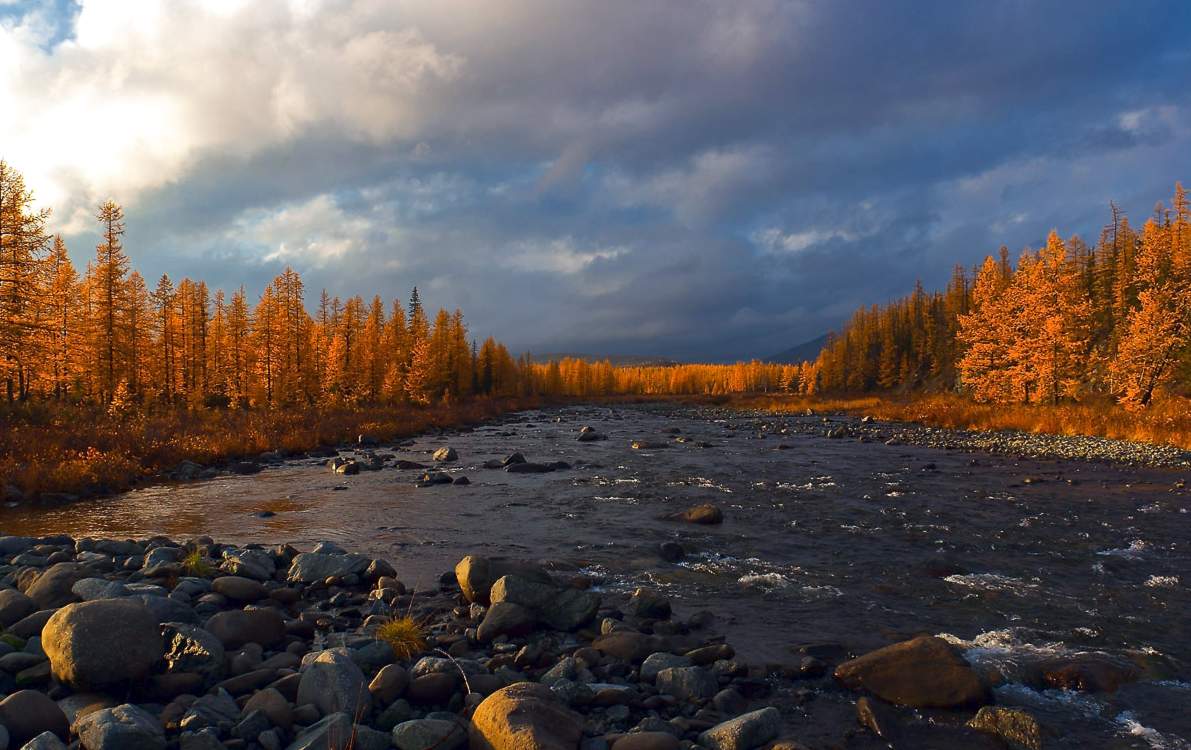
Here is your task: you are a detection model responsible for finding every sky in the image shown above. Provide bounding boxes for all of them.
[2,1,1191,361]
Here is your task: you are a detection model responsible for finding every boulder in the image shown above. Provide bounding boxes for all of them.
[671,504,723,525]
[1040,655,1138,693]
[477,601,537,642]
[655,666,718,701]
[454,556,551,605]
[626,588,671,620]
[220,550,276,581]
[369,664,409,704]
[593,632,660,663]
[178,690,239,731]
[25,563,83,609]
[211,576,267,602]
[244,687,293,730]
[75,704,165,750]
[297,649,369,718]
[42,599,163,690]
[490,575,599,631]
[205,607,286,648]
[287,552,371,583]
[0,689,69,745]
[286,712,353,750]
[71,578,130,601]
[0,588,37,626]
[21,731,69,749]
[432,447,458,462]
[9,608,55,638]
[470,682,583,750]
[834,635,988,708]
[698,707,782,750]
[641,653,692,683]
[162,622,225,682]
[967,706,1043,750]
[392,718,466,750]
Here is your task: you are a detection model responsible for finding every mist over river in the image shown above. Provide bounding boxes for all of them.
[3,404,1189,748]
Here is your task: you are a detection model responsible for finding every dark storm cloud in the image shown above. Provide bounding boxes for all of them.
[9,0,1191,358]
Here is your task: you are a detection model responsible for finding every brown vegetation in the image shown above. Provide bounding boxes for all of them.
[718,392,1191,450]
[0,397,538,499]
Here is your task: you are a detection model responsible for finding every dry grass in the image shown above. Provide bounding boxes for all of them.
[182,549,215,578]
[713,392,1191,450]
[0,396,541,499]
[375,616,428,661]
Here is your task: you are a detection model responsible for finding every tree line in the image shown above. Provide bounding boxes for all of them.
[802,184,1191,409]
[0,161,528,409]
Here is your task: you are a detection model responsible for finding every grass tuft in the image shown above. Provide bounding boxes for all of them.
[182,549,215,578]
[375,616,428,661]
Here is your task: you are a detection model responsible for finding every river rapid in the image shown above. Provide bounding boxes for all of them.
[2,404,1189,748]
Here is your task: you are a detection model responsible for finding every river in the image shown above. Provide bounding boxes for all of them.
[2,404,1188,748]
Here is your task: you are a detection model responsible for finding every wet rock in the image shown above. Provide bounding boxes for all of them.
[478,601,537,642]
[0,588,36,627]
[298,648,370,718]
[967,706,1043,750]
[392,718,467,750]
[626,588,671,620]
[211,576,267,602]
[855,696,903,742]
[205,607,286,648]
[470,682,583,750]
[221,550,276,581]
[42,599,163,690]
[593,632,659,663]
[287,552,371,583]
[834,635,988,708]
[416,471,454,487]
[229,461,262,475]
[162,622,225,683]
[453,475,471,485]
[0,690,69,745]
[641,653,692,683]
[1040,655,1138,693]
[490,575,599,631]
[75,704,165,750]
[670,504,723,525]
[656,666,718,701]
[179,689,239,731]
[455,556,551,605]
[505,462,555,473]
[630,441,668,450]
[697,706,781,750]
[25,563,83,609]
[657,542,685,563]
[432,447,458,462]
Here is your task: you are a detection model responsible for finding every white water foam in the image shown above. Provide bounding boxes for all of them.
[1144,575,1180,588]
[1115,711,1191,749]
[1098,539,1149,559]
[943,573,1039,596]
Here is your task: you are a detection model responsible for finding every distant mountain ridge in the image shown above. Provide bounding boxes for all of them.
[764,334,828,364]
[531,352,682,366]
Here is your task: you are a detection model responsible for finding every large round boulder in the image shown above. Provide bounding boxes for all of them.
[834,635,988,708]
[470,682,582,750]
[43,599,164,690]
[25,563,84,609]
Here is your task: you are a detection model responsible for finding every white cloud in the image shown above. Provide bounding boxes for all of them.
[235,193,378,266]
[508,237,628,275]
[751,226,862,254]
[1,0,463,222]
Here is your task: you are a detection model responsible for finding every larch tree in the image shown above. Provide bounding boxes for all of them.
[0,162,51,401]
[43,235,79,400]
[92,200,130,403]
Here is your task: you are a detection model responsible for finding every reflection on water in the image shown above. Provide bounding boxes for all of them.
[2,404,1189,747]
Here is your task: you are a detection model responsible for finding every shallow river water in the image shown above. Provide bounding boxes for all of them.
[2,404,1190,748]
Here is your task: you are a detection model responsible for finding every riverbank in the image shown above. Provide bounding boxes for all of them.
[0,397,542,502]
[0,532,1113,750]
[701,393,1191,465]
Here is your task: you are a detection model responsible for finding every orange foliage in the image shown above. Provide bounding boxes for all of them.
[0,397,539,499]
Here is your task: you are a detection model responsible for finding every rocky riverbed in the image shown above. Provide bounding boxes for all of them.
[0,404,1188,748]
